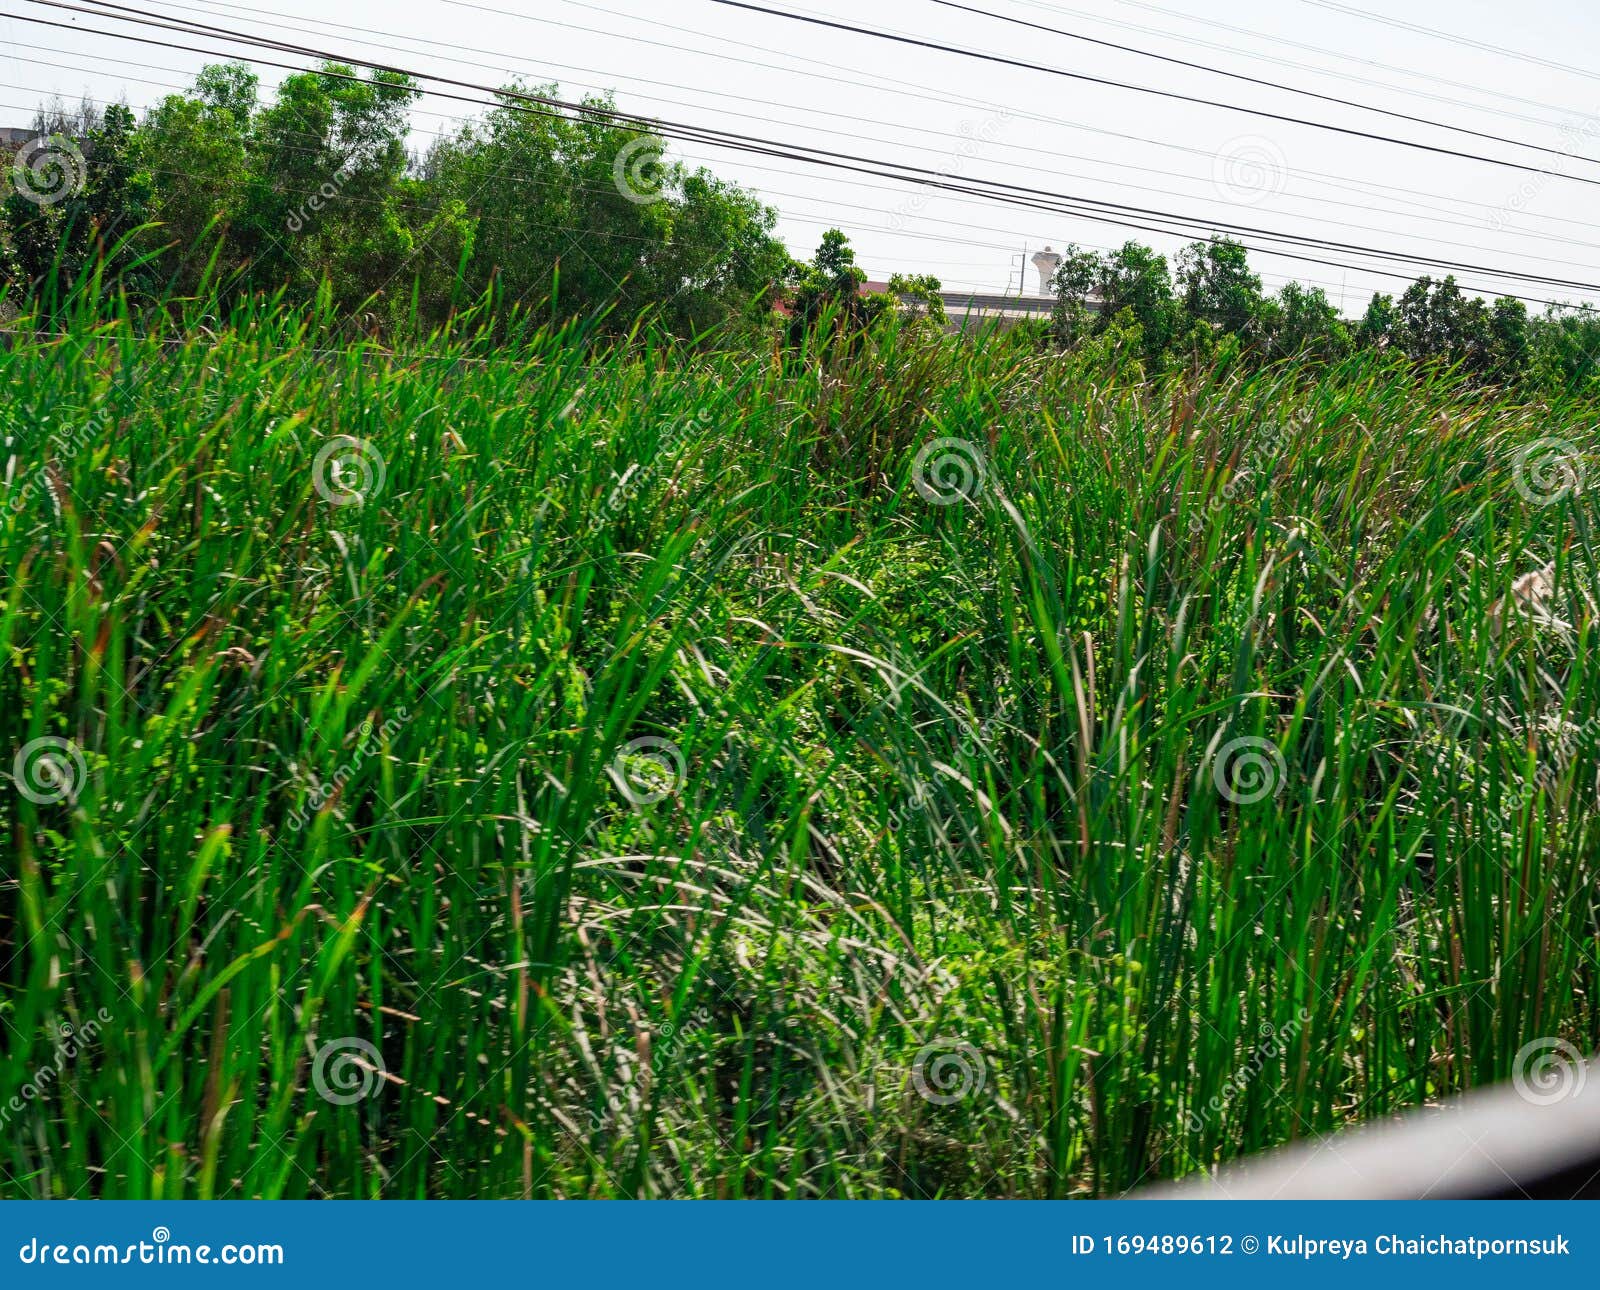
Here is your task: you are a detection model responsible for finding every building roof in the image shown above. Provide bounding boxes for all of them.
[863,280,1060,326]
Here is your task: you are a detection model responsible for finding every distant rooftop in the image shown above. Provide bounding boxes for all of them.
[863,278,1085,331]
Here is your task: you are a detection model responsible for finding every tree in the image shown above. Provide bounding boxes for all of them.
[236,64,421,312]
[1177,238,1266,341]
[1389,276,1477,364]
[1268,282,1350,362]
[647,170,788,335]
[886,272,947,328]
[1356,293,1395,349]
[140,64,258,294]
[786,228,887,339]
[1488,297,1530,384]
[1047,243,1100,347]
[1045,241,1180,368]
[425,87,785,335]
[136,61,422,310]
[1529,305,1600,395]
[1098,241,1180,366]
[1,98,153,305]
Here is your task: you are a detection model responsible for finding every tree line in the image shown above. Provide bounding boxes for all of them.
[4,59,1600,397]
[1045,236,1600,394]
[2,63,787,337]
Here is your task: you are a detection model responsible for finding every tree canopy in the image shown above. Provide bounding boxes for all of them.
[4,63,1598,393]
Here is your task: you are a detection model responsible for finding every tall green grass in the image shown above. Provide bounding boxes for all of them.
[1,287,1596,1198]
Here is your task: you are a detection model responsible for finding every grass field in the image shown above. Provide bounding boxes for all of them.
[2,290,1597,1198]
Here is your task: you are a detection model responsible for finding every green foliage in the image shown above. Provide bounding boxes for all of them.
[1046,240,1181,369]
[425,84,786,335]
[2,64,786,338]
[1,100,154,307]
[3,282,1597,1198]
[1178,237,1266,340]
[1530,304,1600,395]
[1044,237,1581,397]
[1268,281,1352,362]
[886,272,947,327]
[782,231,949,347]
[786,227,885,336]
[4,61,1589,394]
[1097,241,1183,367]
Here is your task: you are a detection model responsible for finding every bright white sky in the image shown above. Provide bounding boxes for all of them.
[8,0,1600,313]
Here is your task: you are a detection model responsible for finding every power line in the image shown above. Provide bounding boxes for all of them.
[442,0,1600,239]
[0,73,1059,266]
[922,0,1577,163]
[22,0,1600,299]
[29,16,1600,275]
[11,1,1600,304]
[45,0,1600,292]
[0,61,1532,301]
[1299,0,1600,87]
[705,0,1600,189]
[115,0,1600,255]
[1027,0,1586,124]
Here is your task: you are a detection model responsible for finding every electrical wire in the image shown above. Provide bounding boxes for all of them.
[705,0,1600,187]
[923,0,1578,162]
[11,0,1599,304]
